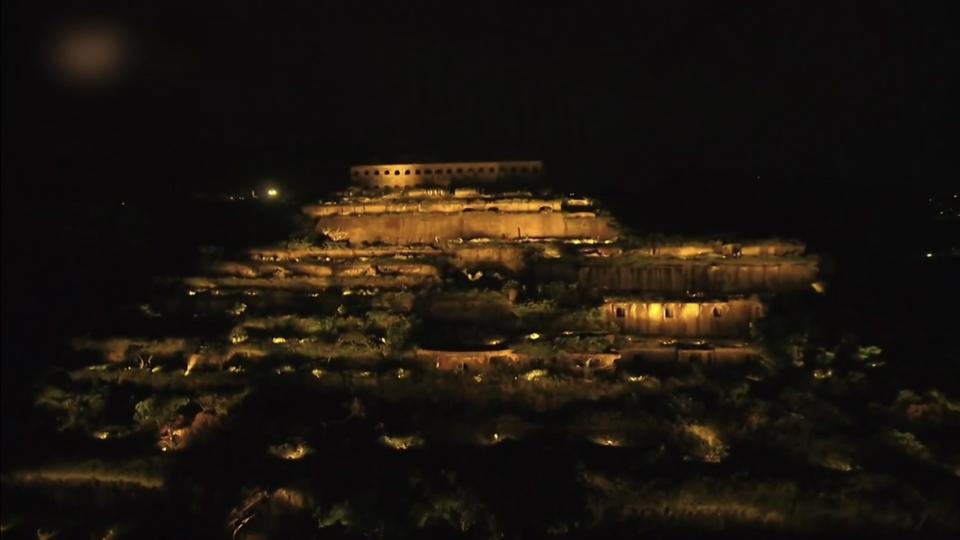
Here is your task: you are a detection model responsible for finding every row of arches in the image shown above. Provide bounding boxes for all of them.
[352,165,541,177]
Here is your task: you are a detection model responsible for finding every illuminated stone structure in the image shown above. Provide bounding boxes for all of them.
[602,297,765,337]
[73,159,820,372]
[350,160,544,188]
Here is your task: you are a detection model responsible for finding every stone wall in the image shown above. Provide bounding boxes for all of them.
[316,212,618,244]
[450,245,527,272]
[303,198,563,217]
[602,298,764,337]
[350,161,544,188]
[203,261,439,280]
[571,260,818,293]
[630,240,806,258]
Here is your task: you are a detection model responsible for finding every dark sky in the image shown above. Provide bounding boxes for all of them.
[2,2,956,197]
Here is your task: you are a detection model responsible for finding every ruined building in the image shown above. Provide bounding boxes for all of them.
[130,159,819,373]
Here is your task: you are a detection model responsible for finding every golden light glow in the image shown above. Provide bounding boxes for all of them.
[48,22,129,88]
[522,369,548,381]
[378,435,424,450]
[542,245,563,258]
[229,329,248,344]
[591,436,622,447]
[184,354,200,376]
[813,368,833,380]
[268,441,312,460]
[684,424,728,463]
[266,188,279,198]
[819,454,854,472]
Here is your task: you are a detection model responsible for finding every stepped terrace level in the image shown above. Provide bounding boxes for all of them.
[533,250,819,294]
[307,186,614,245]
[603,296,766,337]
[314,211,617,244]
[351,160,544,188]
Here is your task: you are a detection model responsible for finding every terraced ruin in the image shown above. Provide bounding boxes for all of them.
[4,161,958,538]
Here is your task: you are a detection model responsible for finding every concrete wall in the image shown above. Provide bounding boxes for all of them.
[303,198,563,217]
[633,241,806,258]
[204,261,439,279]
[450,245,527,272]
[183,274,437,291]
[249,245,441,262]
[571,260,818,293]
[316,212,618,244]
[602,298,765,337]
[350,161,544,188]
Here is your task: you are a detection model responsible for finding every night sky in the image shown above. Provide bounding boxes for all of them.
[2,2,955,200]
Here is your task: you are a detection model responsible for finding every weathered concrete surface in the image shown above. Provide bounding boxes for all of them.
[183,273,437,291]
[536,259,818,293]
[625,240,806,258]
[203,261,439,280]
[304,198,563,217]
[316,212,618,244]
[580,260,818,293]
[350,160,543,188]
[602,298,765,338]
[249,245,442,262]
[450,245,527,272]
